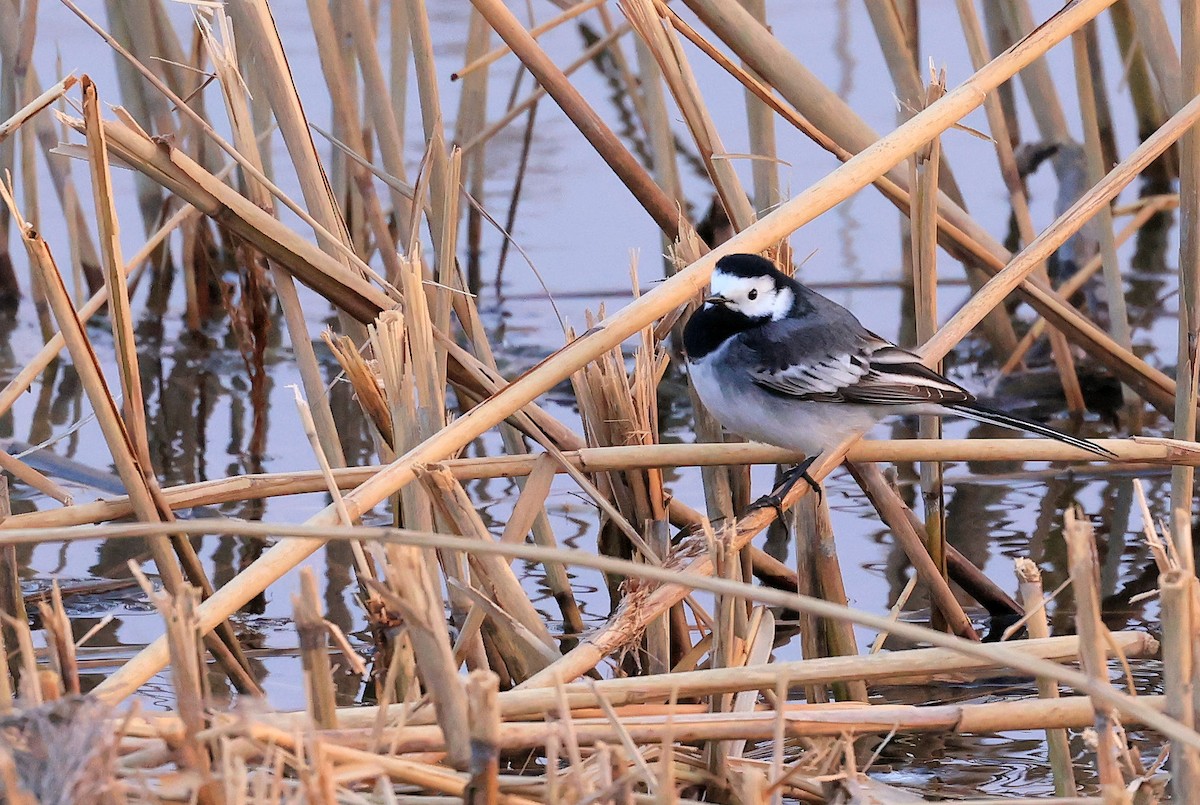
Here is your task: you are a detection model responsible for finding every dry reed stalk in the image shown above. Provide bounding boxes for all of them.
[88,517,1172,757]
[455,8,491,289]
[796,493,867,701]
[956,0,1085,411]
[254,695,1179,755]
[706,529,735,783]
[4,601,40,705]
[470,0,693,241]
[402,0,456,281]
[417,465,557,654]
[998,0,1071,141]
[1109,1,1171,154]
[0,55,13,310]
[102,0,166,234]
[910,69,949,600]
[1174,0,1200,574]
[369,544,470,770]
[724,607,774,761]
[216,0,355,280]
[454,0,606,81]
[13,436,1198,532]
[294,568,339,730]
[622,0,755,231]
[0,450,70,505]
[1063,509,1125,792]
[0,74,75,143]
[1000,195,1177,374]
[197,6,347,470]
[349,0,417,225]
[865,1,964,206]
[0,176,257,694]
[329,8,362,248]
[0,195,205,418]
[368,309,437,569]
[132,569,220,805]
[324,333,394,449]
[459,22,633,156]
[1014,558,1076,796]
[1072,31,1134,381]
[291,386,376,586]
[848,462,977,640]
[35,583,78,697]
[1160,570,1198,799]
[734,0,779,218]
[1127,0,1182,112]
[93,0,1148,701]
[82,76,146,456]
[0,477,24,701]
[464,670,501,805]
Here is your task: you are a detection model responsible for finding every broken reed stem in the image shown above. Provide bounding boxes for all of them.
[1014,558,1076,796]
[1062,508,1124,791]
[0,73,76,143]
[134,570,219,803]
[369,544,470,770]
[0,477,26,699]
[464,670,501,805]
[294,567,338,729]
[804,493,867,702]
[1161,569,1199,800]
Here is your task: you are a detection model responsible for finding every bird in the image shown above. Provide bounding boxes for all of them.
[682,253,1115,508]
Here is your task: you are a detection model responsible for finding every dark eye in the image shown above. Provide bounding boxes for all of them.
[748,289,759,300]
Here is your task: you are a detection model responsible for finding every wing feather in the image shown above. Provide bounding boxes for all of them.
[749,333,974,406]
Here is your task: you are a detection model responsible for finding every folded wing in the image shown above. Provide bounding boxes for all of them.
[749,333,974,406]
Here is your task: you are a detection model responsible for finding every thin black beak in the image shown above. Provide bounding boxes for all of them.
[705,294,729,306]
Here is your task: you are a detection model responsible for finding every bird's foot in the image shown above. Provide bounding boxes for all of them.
[748,455,822,519]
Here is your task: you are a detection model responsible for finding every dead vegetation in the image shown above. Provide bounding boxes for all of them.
[0,0,1196,802]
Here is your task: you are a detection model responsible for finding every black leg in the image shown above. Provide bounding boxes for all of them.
[749,454,822,518]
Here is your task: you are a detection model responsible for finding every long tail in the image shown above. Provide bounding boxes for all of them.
[943,402,1116,459]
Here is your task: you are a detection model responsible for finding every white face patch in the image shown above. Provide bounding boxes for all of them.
[708,269,794,320]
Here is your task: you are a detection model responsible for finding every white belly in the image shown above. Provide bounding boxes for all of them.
[687,351,879,456]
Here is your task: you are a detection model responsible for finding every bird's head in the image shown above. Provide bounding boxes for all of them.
[704,254,795,321]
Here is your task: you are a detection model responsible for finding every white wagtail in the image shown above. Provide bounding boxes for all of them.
[683,253,1115,506]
